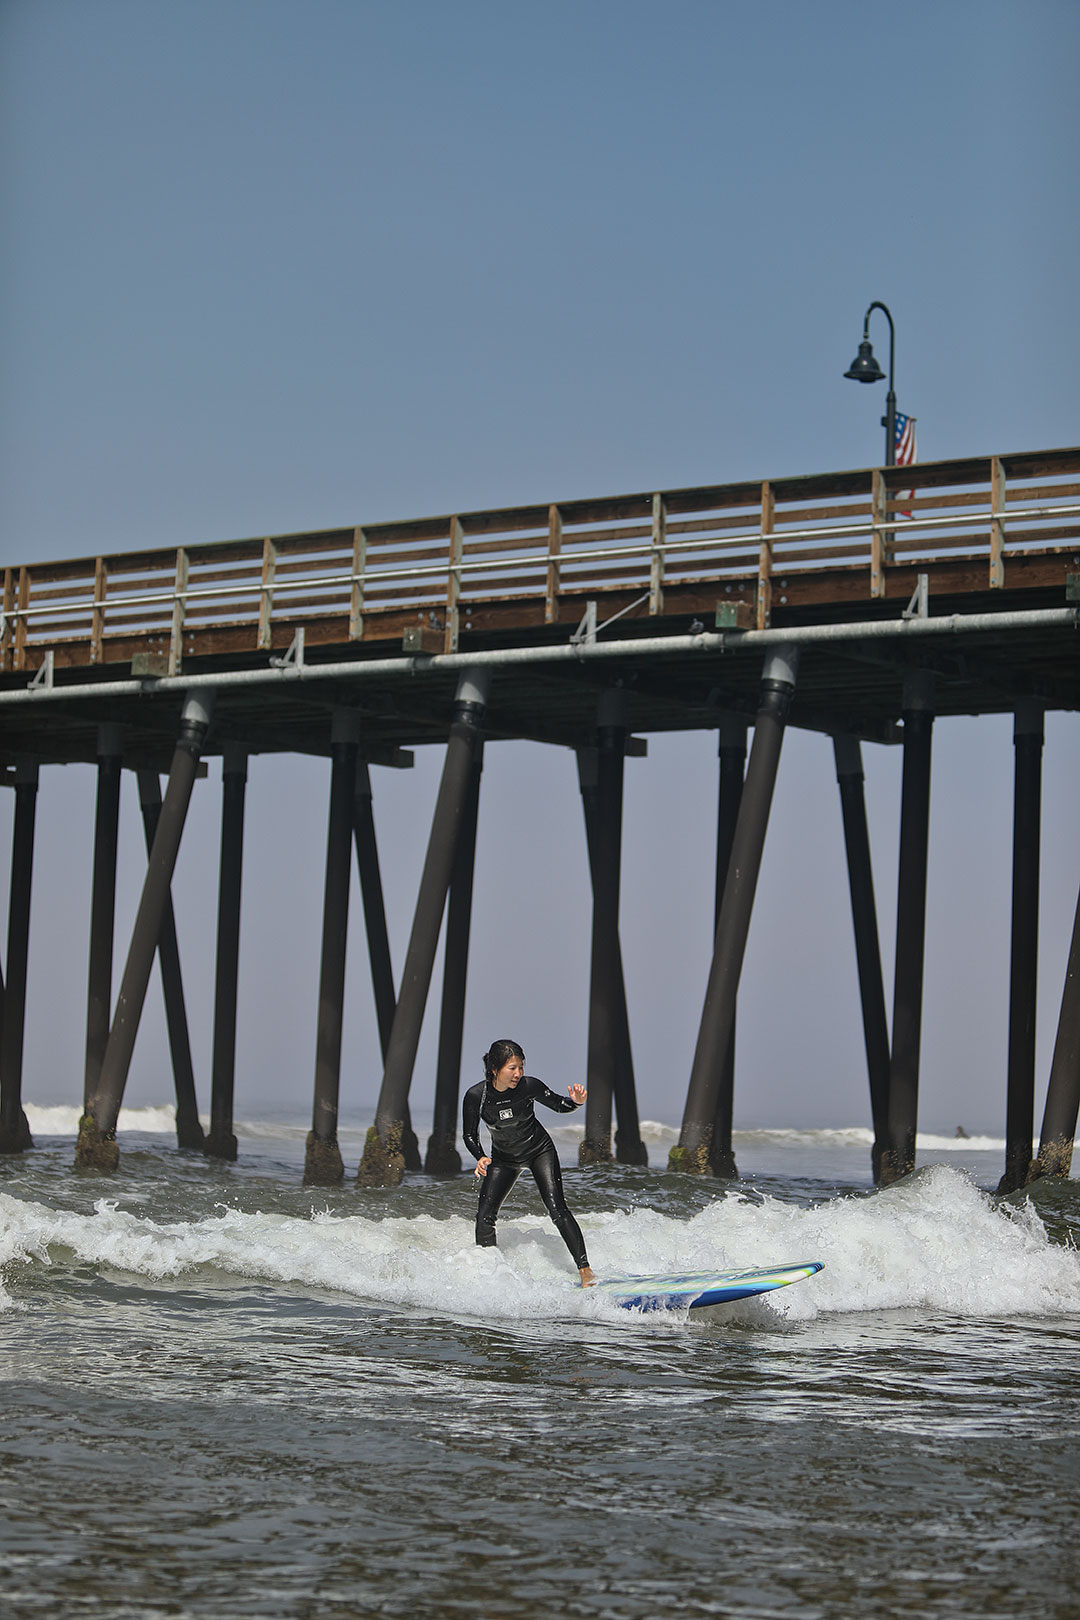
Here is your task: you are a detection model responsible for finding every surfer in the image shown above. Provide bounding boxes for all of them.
[462,1039,595,1286]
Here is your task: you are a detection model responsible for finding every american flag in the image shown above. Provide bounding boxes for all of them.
[895,411,917,517]
[895,411,917,466]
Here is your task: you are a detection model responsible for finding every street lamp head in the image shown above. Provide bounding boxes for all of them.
[844,339,886,384]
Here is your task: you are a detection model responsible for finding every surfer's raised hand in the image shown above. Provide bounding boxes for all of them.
[474,1156,491,1178]
[568,1084,586,1106]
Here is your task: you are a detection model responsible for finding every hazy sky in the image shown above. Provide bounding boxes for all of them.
[2,0,1079,1140]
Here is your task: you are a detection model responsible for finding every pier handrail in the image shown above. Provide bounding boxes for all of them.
[2,446,1078,671]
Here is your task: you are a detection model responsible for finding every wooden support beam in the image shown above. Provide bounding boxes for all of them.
[445,517,463,654]
[168,549,189,676]
[257,537,277,650]
[649,495,667,617]
[990,456,1006,589]
[545,505,562,624]
[756,481,774,629]
[870,470,889,599]
[349,526,366,642]
[91,558,108,665]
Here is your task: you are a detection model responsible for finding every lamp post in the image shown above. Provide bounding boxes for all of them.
[845,301,897,467]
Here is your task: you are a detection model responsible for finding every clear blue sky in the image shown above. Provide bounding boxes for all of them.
[2,0,1078,1137]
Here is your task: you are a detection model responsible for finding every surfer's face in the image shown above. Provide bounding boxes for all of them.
[494,1055,524,1088]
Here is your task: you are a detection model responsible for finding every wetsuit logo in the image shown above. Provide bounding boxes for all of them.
[498,1108,513,1120]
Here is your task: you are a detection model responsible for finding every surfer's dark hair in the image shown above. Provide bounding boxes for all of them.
[483,1040,525,1081]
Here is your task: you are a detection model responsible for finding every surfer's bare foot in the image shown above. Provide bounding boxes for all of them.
[579,1266,596,1287]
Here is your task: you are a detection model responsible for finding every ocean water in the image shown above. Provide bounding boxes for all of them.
[2,1108,1079,1620]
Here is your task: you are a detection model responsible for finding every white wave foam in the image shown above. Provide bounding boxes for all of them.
[1,1165,1076,1323]
[23,1104,188,1137]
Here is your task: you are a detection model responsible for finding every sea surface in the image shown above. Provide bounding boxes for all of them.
[1,1106,1078,1620]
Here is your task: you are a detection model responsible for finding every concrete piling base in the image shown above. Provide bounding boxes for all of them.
[667,1140,713,1176]
[424,1131,462,1175]
[205,1127,239,1161]
[302,1131,344,1186]
[0,1110,33,1154]
[75,1112,119,1172]
[356,1123,405,1188]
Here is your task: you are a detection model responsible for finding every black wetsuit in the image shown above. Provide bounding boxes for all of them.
[462,1076,589,1269]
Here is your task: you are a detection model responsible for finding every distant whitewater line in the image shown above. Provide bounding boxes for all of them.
[21,1103,1011,1155]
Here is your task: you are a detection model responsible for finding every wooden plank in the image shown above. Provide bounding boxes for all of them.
[883,488,988,514]
[990,455,1006,589]
[663,553,760,580]
[86,606,172,630]
[889,535,991,557]
[272,541,445,577]
[757,481,775,630]
[349,526,367,642]
[168,549,188,677]
[1004,479,1080,502]
[181,562,265,590]
[996,522,1080,548]
[544,505,562,625]
[463,531,551,557]
[665,512,774,537]
[271,554,361,579]
[770,498,876,526]
[10,578,97,606]
[445,517,463,653]
[649,494,667,616]
[558,520,653,548]
[16,560,99,587]
[21,614,97,637]
[459,571,548,596]
[870,469,888,599]
[767,542,872,567]
[257,537,277,650]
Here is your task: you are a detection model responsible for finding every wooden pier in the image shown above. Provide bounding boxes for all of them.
[1,446,1078,1188]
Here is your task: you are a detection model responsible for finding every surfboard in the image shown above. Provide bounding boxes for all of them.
[592,1260,824,1312]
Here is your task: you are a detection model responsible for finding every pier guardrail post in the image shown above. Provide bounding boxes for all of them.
[0,761,38,1154]
[77,691,214,1170]
[999,703,1043,1192]
[672,646,799,1175]
[881,671,935,1185]
[833,734,891,1185]
[426,737,484,1174]
[358,668,491,1188]
[304,712,360,1185]
[207,746,248,1162]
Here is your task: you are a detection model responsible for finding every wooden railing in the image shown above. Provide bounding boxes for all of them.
[2,448,1078,674]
